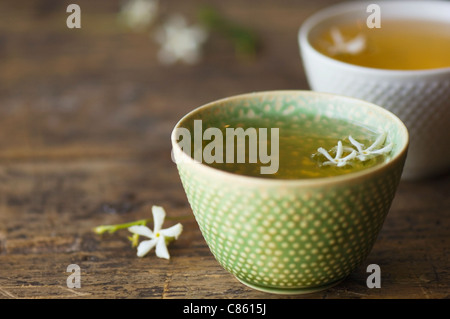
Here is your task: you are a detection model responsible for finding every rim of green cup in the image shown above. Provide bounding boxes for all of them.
[171,90,409,187]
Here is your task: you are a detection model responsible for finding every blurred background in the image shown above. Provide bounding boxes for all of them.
[0,0,341,236]
[0,0,333,159]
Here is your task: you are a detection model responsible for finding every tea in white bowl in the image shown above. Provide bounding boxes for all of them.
[311,19,450,70]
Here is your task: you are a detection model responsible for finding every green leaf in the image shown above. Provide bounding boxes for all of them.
[197,5,261,58]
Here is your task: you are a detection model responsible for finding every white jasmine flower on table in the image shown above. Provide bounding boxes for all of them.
[317,140,357,167]
[119,0,159,30]
[154,14,209,65]
[349,132,394,161]
[328,27,366,55]
[128,206,183,259]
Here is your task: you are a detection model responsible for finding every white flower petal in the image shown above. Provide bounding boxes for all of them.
[370,143,393,155]
[349,136,364,153]
[357,154,369,161]
[153,14,208,65]
[317,147,335,162]
[345,35,366,54]
[342,150,357,161]
[335,141,344,159]
[152,205,166,233]
[342,146,356,153]
[136,239,157,257]
[367,132,387,151]
[128,225,154,239]
[160,223,183,239]
[330,27,344,46]
[155,238,170,259]
[328,27,366,55]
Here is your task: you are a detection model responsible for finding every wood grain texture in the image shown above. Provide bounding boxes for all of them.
[0,0,448,299]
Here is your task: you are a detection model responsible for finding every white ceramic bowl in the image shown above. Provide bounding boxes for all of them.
[299,0,450,180]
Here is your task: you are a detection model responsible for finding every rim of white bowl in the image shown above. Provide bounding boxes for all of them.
[170,90,409,187]
[298,0,450,76]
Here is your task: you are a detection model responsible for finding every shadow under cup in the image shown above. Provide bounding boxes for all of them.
[171,91,408,294]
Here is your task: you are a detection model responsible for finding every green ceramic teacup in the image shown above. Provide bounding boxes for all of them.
[171,90,408,294]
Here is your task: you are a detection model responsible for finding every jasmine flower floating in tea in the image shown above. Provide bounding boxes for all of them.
[312,20,450,70]
[327,27,366,56]
[313,132,393,169]
[317,140,357,167]
[349,132,393,162]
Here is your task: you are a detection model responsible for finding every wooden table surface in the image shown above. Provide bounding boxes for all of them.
[0,0,448,299]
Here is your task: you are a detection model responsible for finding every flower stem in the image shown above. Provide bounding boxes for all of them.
[197,5,260,59]
[93,219,151,235]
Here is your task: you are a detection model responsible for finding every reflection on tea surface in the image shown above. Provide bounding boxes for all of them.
[312,19,450,70]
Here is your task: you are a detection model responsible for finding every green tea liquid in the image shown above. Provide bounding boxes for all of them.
[203,117,388,179]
